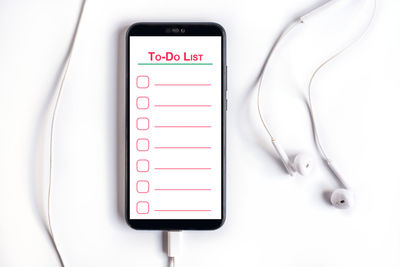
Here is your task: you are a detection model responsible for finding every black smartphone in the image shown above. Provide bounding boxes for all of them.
[125,23,226,230]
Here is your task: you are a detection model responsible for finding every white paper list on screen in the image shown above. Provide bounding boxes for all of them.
[130,36,222,220]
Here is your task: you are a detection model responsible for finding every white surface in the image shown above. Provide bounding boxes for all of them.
[1,0,400,266]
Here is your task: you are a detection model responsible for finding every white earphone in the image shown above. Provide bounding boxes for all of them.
[327,161,354,209]
[256,0,343,180]
[271,139,314,177]
[257,0,376,209]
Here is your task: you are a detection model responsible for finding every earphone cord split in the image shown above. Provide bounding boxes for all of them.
[257,0,377,160]
[47,1,87,266]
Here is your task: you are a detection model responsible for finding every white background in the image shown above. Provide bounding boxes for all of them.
[0,0,399,266]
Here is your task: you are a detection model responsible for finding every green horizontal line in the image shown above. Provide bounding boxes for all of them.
[138,63,213,65]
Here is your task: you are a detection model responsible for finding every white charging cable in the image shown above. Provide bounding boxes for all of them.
[46,1,87,266]
[167,231,182,267]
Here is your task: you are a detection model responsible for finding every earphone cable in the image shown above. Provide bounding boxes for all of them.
[256,19,303,141]
[47,1,87,266]
[307,0,377,163]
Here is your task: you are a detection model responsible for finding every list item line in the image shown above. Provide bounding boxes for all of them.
[154,126,211,128]
[154,105,212,107]
[154,210,212,212]
[154,83,211,86]
[154,147,211,149]
[154,189,212,191]
[154,168,212,170]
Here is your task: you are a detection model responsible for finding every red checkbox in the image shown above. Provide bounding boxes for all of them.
[136,180,150,193]
[136,117,149,130]
[136,75,149,88]
[136,96,150,110]
[136,138,149,151]
[136,201,149,214]
[136,159,149,172]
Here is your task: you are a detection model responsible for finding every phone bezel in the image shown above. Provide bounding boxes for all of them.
[125,23,226,230]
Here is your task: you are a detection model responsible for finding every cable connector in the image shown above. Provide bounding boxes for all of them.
[167,231,182,267]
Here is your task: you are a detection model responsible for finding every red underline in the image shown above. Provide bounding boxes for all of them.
[154,210,212,212]
[154,84,211,86]
[155,126,211,128]
[155,189,211,191]
[154,147,211,149]
[154,168,211,170]
[154,105,211,107]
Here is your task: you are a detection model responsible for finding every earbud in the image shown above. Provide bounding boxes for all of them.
[272,139,314,176]
[293,154,314,176]
[330,188,354,209]
[327,161,354,209]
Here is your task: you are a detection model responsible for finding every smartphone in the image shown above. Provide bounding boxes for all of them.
[125,23,226,230]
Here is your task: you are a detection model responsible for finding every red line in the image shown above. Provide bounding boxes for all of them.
[155,126,211,128]
[154,168,211,170]
[154,147,211,149]
[155,189,211,191]
[154,105,211,107]
[154,84,211,86]
[154,210,212,212]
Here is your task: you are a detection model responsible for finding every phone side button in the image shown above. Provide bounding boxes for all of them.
[225,99,228,111]
[225,66,228,91]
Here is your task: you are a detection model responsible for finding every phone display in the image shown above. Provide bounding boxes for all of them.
[126,23,226,230]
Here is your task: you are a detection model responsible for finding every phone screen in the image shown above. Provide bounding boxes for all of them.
[126,24,226,229]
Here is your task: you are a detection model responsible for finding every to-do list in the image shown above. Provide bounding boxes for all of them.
[129,36,222,219]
